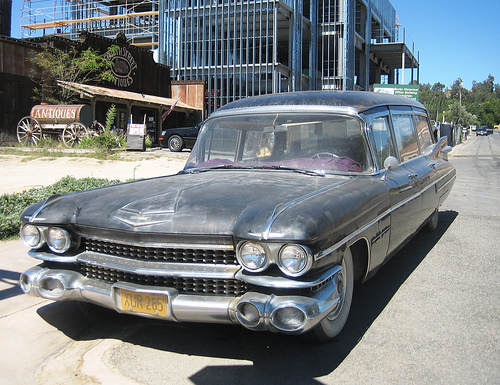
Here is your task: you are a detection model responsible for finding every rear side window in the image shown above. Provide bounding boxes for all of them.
[414,115,433,153]
[391,114,419,162]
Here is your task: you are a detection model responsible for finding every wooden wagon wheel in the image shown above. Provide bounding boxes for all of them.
[89,120,105,136]
[62,122,89,146]
[17,116,42,145]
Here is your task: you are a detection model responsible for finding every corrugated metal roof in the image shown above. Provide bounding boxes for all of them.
[57,81,202,112]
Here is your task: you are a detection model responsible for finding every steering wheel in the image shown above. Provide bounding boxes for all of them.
[311,152,338,159]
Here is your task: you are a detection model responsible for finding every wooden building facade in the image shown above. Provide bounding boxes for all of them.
[0,31,203,144]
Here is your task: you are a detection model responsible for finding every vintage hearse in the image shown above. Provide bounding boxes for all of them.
[19,91,455,342]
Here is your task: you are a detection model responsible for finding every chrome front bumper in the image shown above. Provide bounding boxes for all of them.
[20,264,343,335]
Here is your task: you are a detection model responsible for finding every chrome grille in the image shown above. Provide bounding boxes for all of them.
[79,263,248,296]
[82,238,237,265]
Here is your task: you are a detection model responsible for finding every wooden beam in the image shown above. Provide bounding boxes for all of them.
[22,10,159,30]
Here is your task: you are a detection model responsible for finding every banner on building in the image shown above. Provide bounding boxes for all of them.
[373,84,420,101]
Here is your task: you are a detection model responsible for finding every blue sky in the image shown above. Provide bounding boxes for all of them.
[390,0,499,89]
[10,0,499,90]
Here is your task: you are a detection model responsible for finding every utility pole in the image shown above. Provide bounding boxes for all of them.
[459,78,463,106]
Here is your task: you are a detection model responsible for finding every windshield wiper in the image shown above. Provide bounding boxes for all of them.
[183,164,250,174]
[183,164,325,176]
[247,165,325,177]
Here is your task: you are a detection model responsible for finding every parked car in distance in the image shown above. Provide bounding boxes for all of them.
[19,91,455,342]
[477,125,489,136]
[159,125,200,152]
[486,126,493,135]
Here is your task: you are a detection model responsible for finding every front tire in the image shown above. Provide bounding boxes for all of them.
[168,134,184,152]
[424,209,439,232]
[308,248,354,343]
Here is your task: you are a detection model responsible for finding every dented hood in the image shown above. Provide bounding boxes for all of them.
[21,171,360,240]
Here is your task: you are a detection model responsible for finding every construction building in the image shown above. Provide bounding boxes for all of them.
[19,0,419,114]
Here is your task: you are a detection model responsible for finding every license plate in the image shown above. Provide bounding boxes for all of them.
[119,289,167,317]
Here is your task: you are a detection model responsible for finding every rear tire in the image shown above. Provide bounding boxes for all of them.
[308,248,354,343]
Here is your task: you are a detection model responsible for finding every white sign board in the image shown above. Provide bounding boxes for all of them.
[128,123,145,136]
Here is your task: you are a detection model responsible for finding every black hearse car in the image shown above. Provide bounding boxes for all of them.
[19,91,455,342]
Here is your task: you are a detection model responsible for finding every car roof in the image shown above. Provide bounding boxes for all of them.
[216,91,425,114]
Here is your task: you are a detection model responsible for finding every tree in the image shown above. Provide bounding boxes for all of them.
[449,78,472,104]
[420,83,447,122]
[477,98,500,127]
[431,82,446,93]
[447,101,477,127]
[30,46,118,104]
[417,75,498,127]
[471,75,495,104]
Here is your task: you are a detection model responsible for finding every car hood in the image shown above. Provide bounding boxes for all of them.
[22,171,384,241]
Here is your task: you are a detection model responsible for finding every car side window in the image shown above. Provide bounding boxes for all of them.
[371,116,396,169]
[391,114,419,162]
[414,114,434,153]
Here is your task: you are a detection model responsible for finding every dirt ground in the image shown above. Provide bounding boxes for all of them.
[0,149,189,195]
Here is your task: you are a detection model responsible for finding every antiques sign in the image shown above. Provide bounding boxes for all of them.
[104,47,138,87]
[30,104,91,124]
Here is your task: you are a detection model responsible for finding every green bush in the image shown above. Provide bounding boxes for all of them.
[0,176,120,240]
[95,131,120,149]
[76,132,121,149]
[75,136,96,149]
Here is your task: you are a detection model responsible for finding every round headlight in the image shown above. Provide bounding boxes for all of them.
[20,224,43,249]
[238,242,267,271]
[47,227,72,254]
[278,244,312,276]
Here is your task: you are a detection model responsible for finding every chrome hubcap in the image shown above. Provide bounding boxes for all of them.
[326,266,345,321]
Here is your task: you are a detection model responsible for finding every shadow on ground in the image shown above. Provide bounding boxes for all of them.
[0,269,23,300]
[37,210,458,385]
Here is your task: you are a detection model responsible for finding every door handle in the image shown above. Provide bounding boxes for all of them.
[408,173,418,180]
[428,162,436,169]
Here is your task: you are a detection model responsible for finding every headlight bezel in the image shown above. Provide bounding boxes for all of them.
[20,224,77,254]
[278,244,313,277]
[236,241,269,272]
[20,224,44,249]
[236,240,313,277]
[46,227,73,254]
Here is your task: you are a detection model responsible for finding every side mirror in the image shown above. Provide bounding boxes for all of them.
[381,156,399,181]
[383,156,399,171]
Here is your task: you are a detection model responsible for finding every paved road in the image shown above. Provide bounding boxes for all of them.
[0,134,498,384]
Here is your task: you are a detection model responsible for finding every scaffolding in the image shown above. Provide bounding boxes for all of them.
[20,0,159,48]
[159,0,314,113]
[19,0,419,114]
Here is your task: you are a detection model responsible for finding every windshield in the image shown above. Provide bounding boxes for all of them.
[186,113,373,174]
